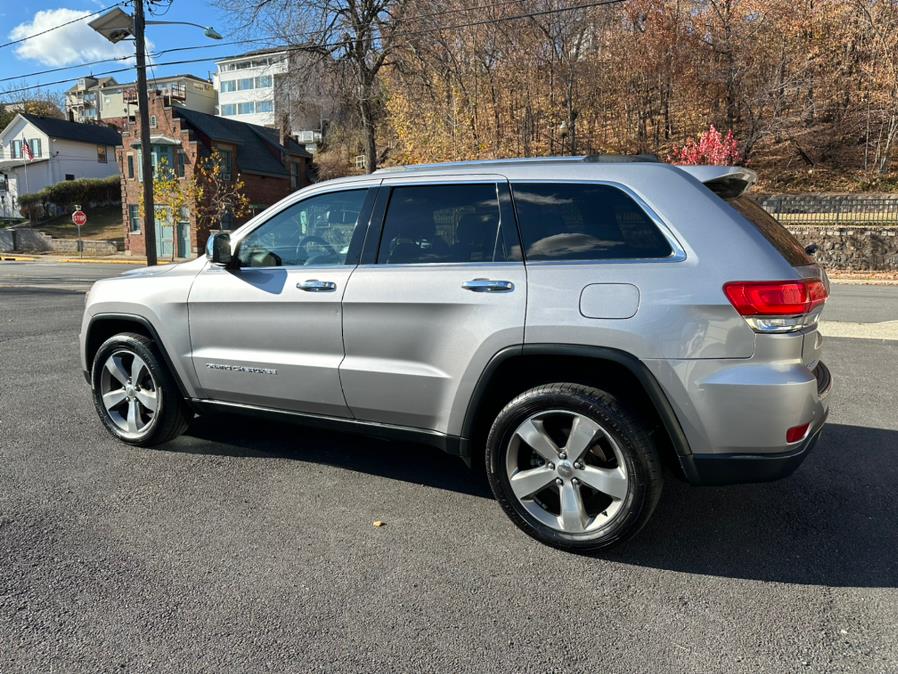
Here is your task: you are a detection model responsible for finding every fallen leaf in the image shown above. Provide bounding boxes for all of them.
[372,520,385,528]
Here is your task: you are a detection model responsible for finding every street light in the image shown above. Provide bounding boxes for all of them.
[89,5,222,266]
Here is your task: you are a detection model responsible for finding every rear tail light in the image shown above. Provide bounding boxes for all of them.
[723,279,828,333]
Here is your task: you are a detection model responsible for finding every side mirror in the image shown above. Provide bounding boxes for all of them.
[206,231,233,266]
[805,243,819,256]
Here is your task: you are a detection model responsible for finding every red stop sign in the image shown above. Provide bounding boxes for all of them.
[72,210,87,226]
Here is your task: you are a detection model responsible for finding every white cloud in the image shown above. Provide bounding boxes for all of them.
[10,8,153,68]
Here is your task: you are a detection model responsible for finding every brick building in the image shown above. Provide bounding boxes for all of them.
[117,95,313,258]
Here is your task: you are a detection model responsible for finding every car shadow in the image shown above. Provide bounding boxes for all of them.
[606,423,898,588]
[174,417,897,587]
[176,413,491,498]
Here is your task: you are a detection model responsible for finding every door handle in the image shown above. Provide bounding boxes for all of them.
[462,278,515,293]
[297,279,337,292]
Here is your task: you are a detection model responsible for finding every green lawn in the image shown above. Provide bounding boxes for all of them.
[34,205,124,242]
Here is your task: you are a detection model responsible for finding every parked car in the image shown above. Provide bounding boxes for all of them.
[80,156,831,551]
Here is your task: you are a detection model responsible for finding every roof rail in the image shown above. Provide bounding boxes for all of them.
[373,154,661,174]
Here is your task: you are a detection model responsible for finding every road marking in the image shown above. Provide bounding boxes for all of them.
[819,320,898,341]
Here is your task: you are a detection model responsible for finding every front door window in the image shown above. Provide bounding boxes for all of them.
[236,189,370,267]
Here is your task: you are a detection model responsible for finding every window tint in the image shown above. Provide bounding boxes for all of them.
[378,184,505,264]
[727,196,813,267]
[511,183,673,261]
[237,189,368,268]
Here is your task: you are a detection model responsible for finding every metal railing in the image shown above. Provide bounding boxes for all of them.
[758,195,898,226]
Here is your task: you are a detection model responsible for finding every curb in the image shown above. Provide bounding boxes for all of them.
[0,255,38,262]
[59,257,153,265]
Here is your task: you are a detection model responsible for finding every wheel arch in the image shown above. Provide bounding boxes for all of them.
[85,313,190,399]
[459,344,694,476]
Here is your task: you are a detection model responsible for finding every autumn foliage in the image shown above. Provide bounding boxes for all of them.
[670,126,741,166]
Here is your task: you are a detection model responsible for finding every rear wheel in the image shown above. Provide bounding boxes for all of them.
[91,332,189,445]
[485,383,663,552]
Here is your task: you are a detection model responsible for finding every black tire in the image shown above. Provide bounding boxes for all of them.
[485,382,663,552]
[90,332,190,446]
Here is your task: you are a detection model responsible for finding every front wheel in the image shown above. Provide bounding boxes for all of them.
[91,332,189,446]
[485,383,663,552]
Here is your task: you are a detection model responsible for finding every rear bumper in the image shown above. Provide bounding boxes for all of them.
[678,360,832,486]
[680,410,826,485]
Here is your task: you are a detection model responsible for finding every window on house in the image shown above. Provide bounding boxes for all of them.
[150,115,157,128]
[220,80,237,93]
[127,154,134,179]
[237,78,254,91]
[290,161,300,190]
[221,211,235,230]
[220,103,236,116]
[237,102,254,115]
[176,151,186,178]
[65,174,75,181]
[255,99,273,113]
[217,148,233,180]
[30,139,42,157]
[97,145,108,163]
[10,140,22,159]
[255,75,272,88]
[129,204,140,232]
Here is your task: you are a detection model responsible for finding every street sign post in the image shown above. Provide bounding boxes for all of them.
[72,210,87,259]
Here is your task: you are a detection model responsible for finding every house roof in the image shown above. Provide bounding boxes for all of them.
[65,76,118,93]
[216,47,288,64]
[109,74,213,90]
[18,114,122,146]
[173,107,312,178]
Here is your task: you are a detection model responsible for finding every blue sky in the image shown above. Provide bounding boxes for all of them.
[0,1,262,101]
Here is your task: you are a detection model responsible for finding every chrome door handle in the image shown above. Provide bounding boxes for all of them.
[462,278,515,293]
[297,279,337,292]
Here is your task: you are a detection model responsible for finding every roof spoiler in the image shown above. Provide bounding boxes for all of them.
[675,165,758,198]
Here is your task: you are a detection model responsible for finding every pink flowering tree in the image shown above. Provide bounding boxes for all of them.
[671,125,741,165]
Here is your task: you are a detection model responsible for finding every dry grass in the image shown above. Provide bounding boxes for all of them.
[34,205,124,243]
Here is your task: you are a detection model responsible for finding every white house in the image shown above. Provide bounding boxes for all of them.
[0,114,121,219]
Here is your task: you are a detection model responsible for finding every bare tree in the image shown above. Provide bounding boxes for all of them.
[217,0,408,172]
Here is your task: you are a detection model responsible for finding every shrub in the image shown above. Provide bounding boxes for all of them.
[17,176,121,222]
[671,125,741,165]
[18,176,120,210]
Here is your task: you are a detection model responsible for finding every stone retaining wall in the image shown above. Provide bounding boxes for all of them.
[0,228,120,256]
[785,225,898,271]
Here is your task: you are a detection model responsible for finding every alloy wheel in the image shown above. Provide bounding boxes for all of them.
[505,409,630,534]
[99,349,159,438]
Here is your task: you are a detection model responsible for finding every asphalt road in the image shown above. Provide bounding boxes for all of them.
[1,262,897,673]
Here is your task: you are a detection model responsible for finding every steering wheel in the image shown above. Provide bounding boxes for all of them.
[294,235,336,263]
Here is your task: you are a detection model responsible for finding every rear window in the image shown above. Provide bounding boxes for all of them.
[727,196,813,267]
[511,183,673,261]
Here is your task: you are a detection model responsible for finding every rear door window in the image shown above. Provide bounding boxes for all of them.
[511,183,673,261]
[726,196,814,267]
[377,183,508,264]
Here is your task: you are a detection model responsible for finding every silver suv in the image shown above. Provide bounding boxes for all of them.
[80,156,832,551]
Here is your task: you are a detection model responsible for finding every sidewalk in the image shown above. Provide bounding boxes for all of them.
[0,253,168,265]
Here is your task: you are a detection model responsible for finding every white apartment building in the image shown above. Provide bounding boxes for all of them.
[213,49,287,128]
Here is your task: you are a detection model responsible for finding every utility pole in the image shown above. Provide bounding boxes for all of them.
[134,0,157,266]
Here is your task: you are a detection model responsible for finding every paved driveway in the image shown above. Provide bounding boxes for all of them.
[1,263,896,672]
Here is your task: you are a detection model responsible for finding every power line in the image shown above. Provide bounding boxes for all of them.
[0,0,534,86]
[0,3,125,50]
[0,0,627,100]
